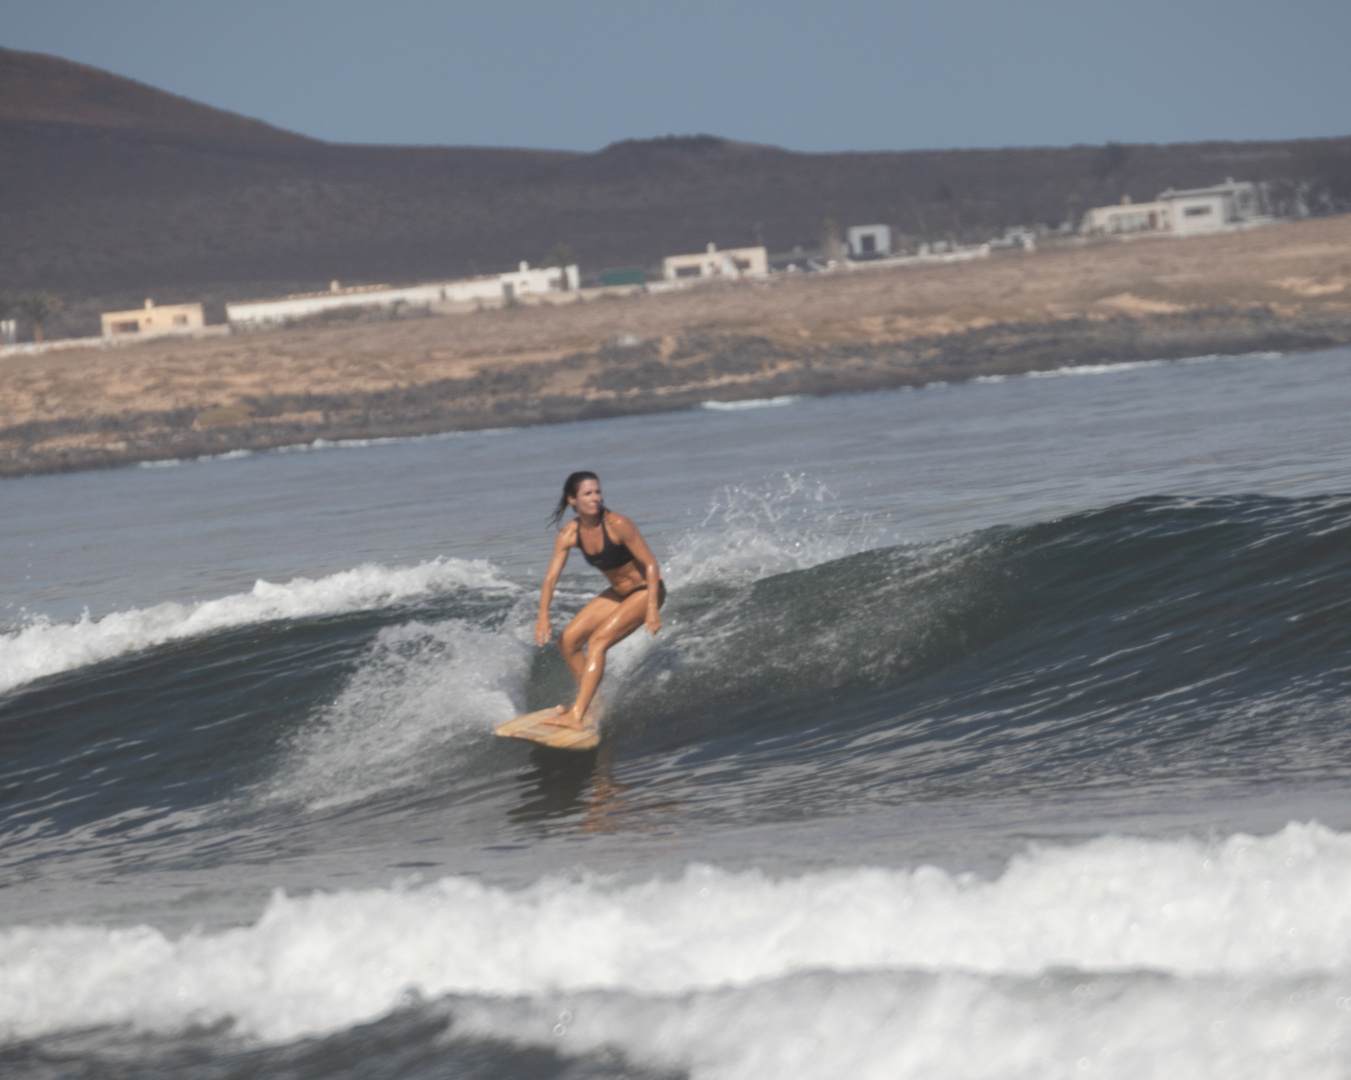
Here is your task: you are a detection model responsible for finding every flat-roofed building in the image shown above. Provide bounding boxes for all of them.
[101,299,205,337]
[1081,197,1172,236]
[847,224,892,258]
[1082,178,1265,237]
[497,261,580,302]
[226,264,580,327]
[1157,179,1263,235]
[662,243,768,282]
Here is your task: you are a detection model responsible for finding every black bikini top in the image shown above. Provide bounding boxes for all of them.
[576,512,636,571]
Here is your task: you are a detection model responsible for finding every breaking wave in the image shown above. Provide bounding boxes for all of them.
[0,558,516,696]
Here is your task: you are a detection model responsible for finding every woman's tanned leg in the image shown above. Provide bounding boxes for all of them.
[547,589,651,729]
[558,594,620,688]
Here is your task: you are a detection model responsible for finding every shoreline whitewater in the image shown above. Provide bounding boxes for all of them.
[2,215,1349,478]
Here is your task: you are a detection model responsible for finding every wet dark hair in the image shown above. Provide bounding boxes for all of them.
[550,470,602,527]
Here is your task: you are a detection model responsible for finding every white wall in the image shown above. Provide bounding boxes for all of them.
[1167,194,1230,235]
[227,265,580,325]
[497,263,579,299]
[228,284,447,325]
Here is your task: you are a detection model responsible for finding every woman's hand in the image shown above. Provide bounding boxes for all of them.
[645,608,662,637]
[535,615,554,646]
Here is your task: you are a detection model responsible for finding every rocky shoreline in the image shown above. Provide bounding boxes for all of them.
[6,307,1350,478]
[3,217,1349,478]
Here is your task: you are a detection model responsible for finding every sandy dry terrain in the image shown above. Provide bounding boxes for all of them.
[3,215,1350,476]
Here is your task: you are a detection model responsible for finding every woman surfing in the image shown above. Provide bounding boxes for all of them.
[535,471,664,731]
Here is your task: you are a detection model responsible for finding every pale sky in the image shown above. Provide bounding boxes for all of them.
[6,0,1349,152]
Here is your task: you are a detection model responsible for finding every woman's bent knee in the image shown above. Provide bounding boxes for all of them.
[590,627,633,656]
[559,627,587,654]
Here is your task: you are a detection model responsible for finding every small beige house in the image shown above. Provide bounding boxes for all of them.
[101,299,205,337]
[1081,196,1173,236]
[662,243,768,281]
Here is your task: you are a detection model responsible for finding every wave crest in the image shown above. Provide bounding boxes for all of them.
[0,559,516,696]
[1,823,1347,1046]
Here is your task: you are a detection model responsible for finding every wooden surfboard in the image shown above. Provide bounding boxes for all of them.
[494,708,600,751]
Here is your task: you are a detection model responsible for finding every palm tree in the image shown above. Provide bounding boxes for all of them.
[16,292,60,343]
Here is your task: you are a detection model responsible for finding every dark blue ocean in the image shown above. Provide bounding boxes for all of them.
[4,347,1351,1079]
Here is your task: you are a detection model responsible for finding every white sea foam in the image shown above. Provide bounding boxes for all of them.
[261,615,533,809]
[1021,351,1287,382]
[138,428,518,468]
[139,448,256,468]
[450,969,1346,1080]
[663,474,887,589]
[2,822,1350,1067]
[700,395,803,411]
[0,559,516,695]
[277,428,515,453]
[1027,360,1171,378]
[260,588,663,809]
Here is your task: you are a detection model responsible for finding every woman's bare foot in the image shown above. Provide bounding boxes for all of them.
[541,704,586,730]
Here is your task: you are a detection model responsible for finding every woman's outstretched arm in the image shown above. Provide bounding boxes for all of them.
[535,525,575,645]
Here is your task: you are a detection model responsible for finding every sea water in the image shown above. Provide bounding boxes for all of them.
[3,348,1351,1078]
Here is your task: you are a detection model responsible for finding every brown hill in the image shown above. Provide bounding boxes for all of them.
[0,45,310,144]
[2,47,1348,338]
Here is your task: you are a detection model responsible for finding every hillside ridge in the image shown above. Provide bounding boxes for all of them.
[2,47,1348,340]
[0,45,312,144]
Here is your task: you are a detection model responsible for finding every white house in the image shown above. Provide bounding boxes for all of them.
[662,243,768,282]
[496,261,581,301]
[1156,179,1264,235]
[226,263,581,327]
[1082,178,1265,237]
[847,224,892,258]
[1080,196,1172,236]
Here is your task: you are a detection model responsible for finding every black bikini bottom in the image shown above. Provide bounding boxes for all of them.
[615,580,666,604]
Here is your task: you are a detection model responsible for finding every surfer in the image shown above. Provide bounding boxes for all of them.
[535,471,664,730]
